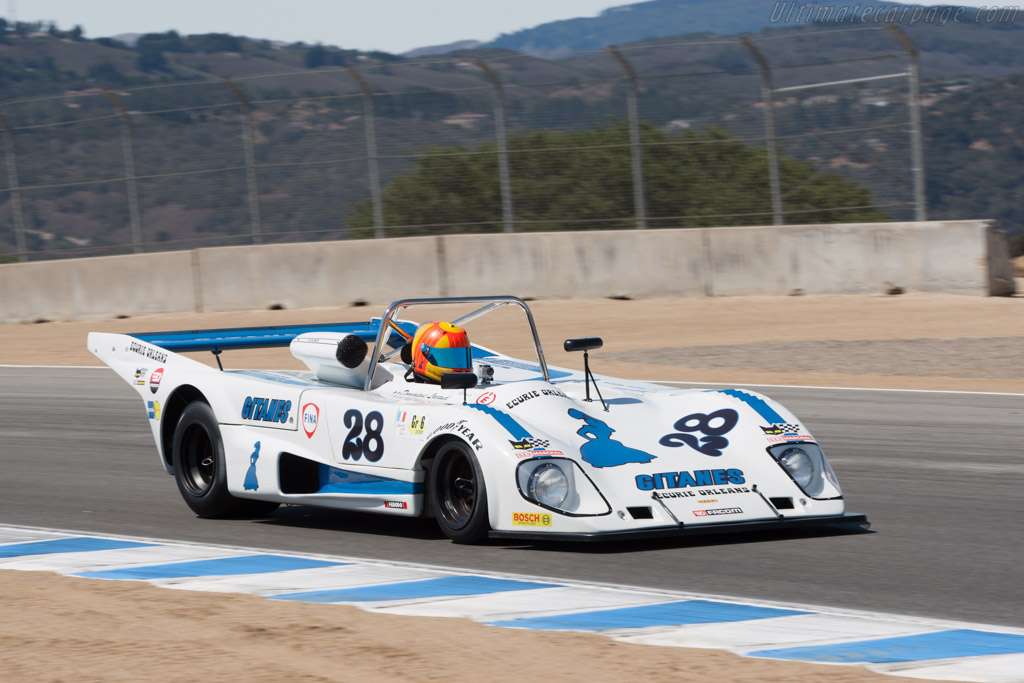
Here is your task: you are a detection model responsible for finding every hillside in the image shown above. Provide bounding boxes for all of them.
[0,15,1023,260]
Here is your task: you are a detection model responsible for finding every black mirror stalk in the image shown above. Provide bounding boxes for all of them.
[563,337,608,411]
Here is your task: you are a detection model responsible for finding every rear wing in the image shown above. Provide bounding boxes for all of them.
[130,319,417,354]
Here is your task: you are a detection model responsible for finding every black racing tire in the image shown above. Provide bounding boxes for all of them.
[171,401,279,519]
[430,441,490,544]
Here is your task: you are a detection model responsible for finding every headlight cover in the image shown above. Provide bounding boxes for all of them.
[528,463,569,508]
[516,457,611,516]
[768,443,842,499]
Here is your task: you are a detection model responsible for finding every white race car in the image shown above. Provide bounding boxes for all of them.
[88,296,867,544]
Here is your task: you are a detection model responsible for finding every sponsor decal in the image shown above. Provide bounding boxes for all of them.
[568,409,655,468]
[510,437,550,451]
[394,411,427,440]
[693,507,743,517]
[636,468,746,491]
[428,419,483,451]
[147,400,161,420]
[475,391,497,406]
[241,396,292,424]
[659,409,739,457]
[384,501,408,510]
[392,388,449,401]
[512,512,552,527]
[516,450,564,459]
[767,434,813,443]
[128,341,167,364]
[149,368,164,394]
[699,499,718,503]
[505,388,568,410]
[134,367,147,386]
[302,402,319,438]
[243,441,261,491]
[761,423,811,441]
[761,423,801,435]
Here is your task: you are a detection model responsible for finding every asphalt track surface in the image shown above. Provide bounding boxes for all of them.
[1,367,1022,628]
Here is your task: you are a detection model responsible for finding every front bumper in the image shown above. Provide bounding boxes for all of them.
[488,512,869,543]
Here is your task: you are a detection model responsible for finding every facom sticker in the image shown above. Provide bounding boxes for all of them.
[693,507,743,517]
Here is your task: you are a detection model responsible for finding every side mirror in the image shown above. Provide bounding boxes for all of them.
[440,372,478,390]
[564,337,603,352]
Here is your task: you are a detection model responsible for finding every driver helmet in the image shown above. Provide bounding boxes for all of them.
[412,321,472,383]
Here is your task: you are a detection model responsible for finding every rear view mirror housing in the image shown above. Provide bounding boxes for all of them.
[564,337,603,352]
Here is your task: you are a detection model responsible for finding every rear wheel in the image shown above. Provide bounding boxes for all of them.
[430,441,489,544]
[172,401,279,518]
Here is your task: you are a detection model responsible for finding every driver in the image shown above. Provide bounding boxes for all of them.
[411,321,472,383]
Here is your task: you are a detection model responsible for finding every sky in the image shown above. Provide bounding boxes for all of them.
[10,0,1023,55]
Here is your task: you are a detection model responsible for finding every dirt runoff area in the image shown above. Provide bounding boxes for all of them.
[3,290,1022,682]
[5,289,1024,392]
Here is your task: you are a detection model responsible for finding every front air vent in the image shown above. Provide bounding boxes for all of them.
[770,497,795,510]
[627,506,653,519]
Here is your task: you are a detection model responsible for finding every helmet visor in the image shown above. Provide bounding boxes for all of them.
[422,345,472,370]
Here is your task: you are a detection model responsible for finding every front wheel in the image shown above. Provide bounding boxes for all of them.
[172,401,279,518]
[430,441,489,544]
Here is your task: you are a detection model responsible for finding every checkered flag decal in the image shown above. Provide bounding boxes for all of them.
[526,438,550,449]
[761,423,801,435]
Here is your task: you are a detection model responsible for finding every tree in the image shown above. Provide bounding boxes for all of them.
[305,44,327,69]
[347,123,889,235]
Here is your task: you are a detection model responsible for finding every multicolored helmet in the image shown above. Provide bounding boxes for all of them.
[412,321,472,383]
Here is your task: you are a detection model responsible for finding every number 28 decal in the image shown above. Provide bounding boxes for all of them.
[343,409,385,462]
[659,409,738,457]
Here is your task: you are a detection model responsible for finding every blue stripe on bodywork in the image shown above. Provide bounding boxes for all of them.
[133,320,413,353]
[318,465,423,495]
[713,389,785,424]
[488,600,808,631]
[0,537,155,558]
[271,575,559,603]
[467,404,531,439]
[750,629,1024,663]
[75,554,344,580]
[482,357,573,380]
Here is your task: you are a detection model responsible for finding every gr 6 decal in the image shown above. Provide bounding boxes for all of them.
[343,409,385,462]
[659,409,738,457]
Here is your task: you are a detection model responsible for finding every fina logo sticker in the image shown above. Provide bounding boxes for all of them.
[302,403,319,438]
[149,368,164,394]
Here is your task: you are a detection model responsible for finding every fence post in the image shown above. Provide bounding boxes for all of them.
[103,90,144,253]
[223,77,263,244]
[741,37,783,226]
[346,66,385,239]
[888,25,927,222]
[474,58,515,233]
[608,46,647,230]
[0,113,27,262]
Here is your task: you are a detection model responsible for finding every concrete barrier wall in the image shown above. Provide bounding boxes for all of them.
[0,220,1014,323]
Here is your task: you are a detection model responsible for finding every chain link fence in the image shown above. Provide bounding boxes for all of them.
[0,25,924,261]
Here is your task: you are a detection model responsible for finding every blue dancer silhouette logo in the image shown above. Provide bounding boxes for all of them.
[568,408,655,468]
[243,441,261,491]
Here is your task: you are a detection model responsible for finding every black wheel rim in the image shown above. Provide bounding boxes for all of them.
[438,449,475,529]
[180,421,216,497]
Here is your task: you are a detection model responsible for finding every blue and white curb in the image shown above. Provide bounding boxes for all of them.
[2,525,1023,682]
